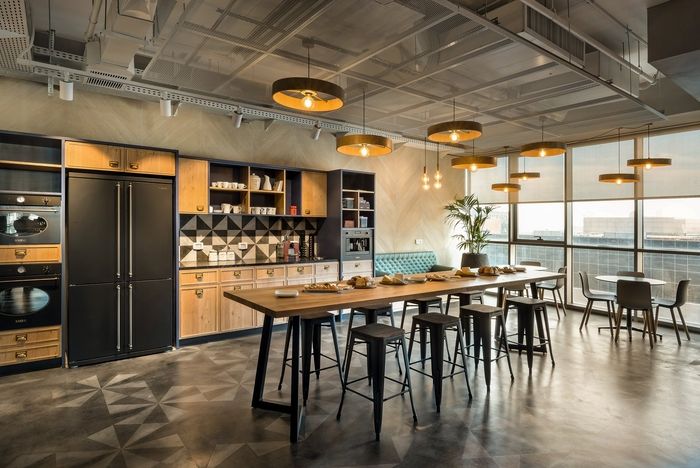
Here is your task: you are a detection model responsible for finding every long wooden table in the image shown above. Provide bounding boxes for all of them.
[223,269,565,443]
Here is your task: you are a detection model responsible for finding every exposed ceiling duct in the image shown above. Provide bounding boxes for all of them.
[648,0,700,103]
[84,0,158,79]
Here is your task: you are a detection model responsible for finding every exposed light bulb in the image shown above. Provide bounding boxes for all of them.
[504,187,509,192]
[522,175,528,180]
[359,145,369,157]
[616,178,622,185]
[645,162,652,170]
[539,148,546,157]
[434,170,442,181]
[302,94,314,109]
[449,130,459,142]
[421,173,429,184]
[422,183,430,190]
[434,180,442,189]
[470,164,478,172]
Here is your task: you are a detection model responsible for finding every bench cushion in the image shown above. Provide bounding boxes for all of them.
[375,251,452,276]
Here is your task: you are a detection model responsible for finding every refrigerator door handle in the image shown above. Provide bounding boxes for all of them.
[116,183,121,279]
[128,284,133,350]
[128,183,133,279]
[116,284,121,352]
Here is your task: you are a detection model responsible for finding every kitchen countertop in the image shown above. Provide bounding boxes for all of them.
[179,258,339,270]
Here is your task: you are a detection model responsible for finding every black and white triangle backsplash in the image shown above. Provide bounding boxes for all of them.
[179,214,320,262]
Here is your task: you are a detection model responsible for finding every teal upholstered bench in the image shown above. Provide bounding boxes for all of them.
[375,251,452,276]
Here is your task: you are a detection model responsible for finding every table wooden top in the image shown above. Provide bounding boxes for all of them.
[223,270,565,318]
[595,275,666,286]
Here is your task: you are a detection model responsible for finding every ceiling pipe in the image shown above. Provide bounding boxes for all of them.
[517,0,656,83]
[84,0,104,41]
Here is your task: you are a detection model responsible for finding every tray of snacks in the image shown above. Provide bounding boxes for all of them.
[426,273,451,281]
[303,282,350,293]
[346,276,377,289]
[454,267,478,278]
[500,266,517,274]
[406,275,427,283]
[477,266,501,276]
[379,274,409,286]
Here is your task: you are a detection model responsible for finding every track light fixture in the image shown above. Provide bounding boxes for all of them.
[160,98,180,117]
[312,122,322,140]
[59,73,73,101]
[233,108,243,128]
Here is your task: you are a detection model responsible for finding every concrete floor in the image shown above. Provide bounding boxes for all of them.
[1,306,700,467]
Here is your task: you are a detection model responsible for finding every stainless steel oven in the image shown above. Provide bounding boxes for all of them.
[342,229,373,260]
[0,194,61,245]
[0,263,61,331]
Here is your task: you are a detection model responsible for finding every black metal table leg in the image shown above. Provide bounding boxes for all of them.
[302,320,313,406]
[418,302,428,364]
[289,316,303,443]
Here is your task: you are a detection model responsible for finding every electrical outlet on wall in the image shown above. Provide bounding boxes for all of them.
[238,242,248,250]
[193,242,204,251]
[415,239,423,245]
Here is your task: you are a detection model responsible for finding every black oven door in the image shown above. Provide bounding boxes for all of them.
[0,206,61,245]
[0,275,61,330]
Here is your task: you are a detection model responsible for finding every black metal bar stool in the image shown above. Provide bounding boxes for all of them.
[343,305,402,379]
[453,304,513,391]
[445,291,484,315]
[504,297,555,374]
[337,323,417,441]
[278,312,344,405]
[407,312,472,412]
[400,296,444,363]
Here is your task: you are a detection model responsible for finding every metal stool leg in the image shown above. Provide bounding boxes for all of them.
[400,335,418,423]
[336,335,355,420]
[313,323,322,379]
[369,341,386,441]
[387,309,402,374]
[541,307,555,365]
[277,322,293,390]
[455,319,472,399]
[499,316,514,380]
[342,309,357,367]
[328,318,345,389]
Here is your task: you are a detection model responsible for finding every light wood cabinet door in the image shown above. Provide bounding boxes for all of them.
[301,171,327,217]
[126,149,176,176]
[219,283,255,331]
[179,269,218,286]
[178,158,209,214]
[179,286,219,338]
[65,141,124,172]
[0,245,61,264]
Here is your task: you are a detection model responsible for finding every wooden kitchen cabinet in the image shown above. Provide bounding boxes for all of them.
[219,283,255,331]
[301,171,327,217]
[126,148,175,176]
[0,326,61,367]
[179,285,219,338]
[0,245,61,264]
[65,141,124,172]
[178,157,209,214]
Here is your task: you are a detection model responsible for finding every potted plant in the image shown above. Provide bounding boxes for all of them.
[444,194,495,268]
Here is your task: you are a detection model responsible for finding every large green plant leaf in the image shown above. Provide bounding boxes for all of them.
[444,194,495,253]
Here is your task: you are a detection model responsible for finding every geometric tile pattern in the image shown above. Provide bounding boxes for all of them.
[179,214,320,262]
[4,303,700,467]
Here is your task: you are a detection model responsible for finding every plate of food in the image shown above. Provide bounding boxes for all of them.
[514,266,527,272]
[406,276,427,283]
[346,276,377,289]
[426,273,451,281]
[455,267,478,278]
[379,274,409,286]
[501,266,517,274]
[478,266,501,276]
[303,282,349,293]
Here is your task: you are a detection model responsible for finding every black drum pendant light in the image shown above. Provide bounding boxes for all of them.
[336,90,393,157]
[521,119,566,157]
[427,99,482,143]
[272,41,345,112]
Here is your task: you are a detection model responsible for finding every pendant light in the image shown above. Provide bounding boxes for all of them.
[421,138,430,190]
[427,99,482,143]
[434,142,442,189]
[450,139,497,171]
[627,123,672,169]
[492,147,521,192]
[336,90,393,157]
[272,41,345,112]
[599,128,639,184]
[509,146,541,181]
[521,119,566,157]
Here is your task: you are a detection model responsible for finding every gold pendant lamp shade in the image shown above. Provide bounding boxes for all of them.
[271,41,345,112]
[336,90,393,157]
[427,100,482,143]
[491,182,521,192]
[509,146,540,180]
[599,128,639,184]
[627,124,672,169]
[451,140,496,171]
[521,119,566,157]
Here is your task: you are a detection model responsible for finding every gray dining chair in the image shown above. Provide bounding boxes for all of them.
[578,272,616,334]
[653,280,691,345]
[537,266,567,319]
[616,271,645,278]
[615,280,655,349]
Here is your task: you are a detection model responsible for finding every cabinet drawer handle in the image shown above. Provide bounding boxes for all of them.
[195,289,204,297]
[354,263,360,268]
[15,351,27,360]
[305,209,311,215]
[195,273,204,280]
[109,160,120,168]
[196,205,204,212]
[15,249,27,258]
[129,163,139,170]
[323,265,330,270]
[267,269,274,275]
[296,266,304,273]
[233,285,242,290]
[15,334,28,343]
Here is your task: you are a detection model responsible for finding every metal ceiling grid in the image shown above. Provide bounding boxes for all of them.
[0,0,31,72]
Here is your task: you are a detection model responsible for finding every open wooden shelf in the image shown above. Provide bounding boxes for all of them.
[0,160,62,172]
[249,189,284,194]
[210,187,248,192]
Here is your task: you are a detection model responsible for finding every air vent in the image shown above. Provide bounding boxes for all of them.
[83,71,127,90]
[0,0,31,71]
[525,6,585,64]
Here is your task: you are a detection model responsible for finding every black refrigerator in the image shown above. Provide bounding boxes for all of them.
[67,173,173,365]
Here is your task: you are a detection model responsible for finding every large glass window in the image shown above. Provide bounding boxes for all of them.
[468,156,507,204]
[643,252,700,325]
[571,248,635,305]
[515,245,564,273]
[571,200,635,248]
[482,243,509,266]
[643,129,700,198]
[484,204,509,241]
[516,155,564,202]
[571,140,635,200]
[642,198,700,252]
[516,202,564,241]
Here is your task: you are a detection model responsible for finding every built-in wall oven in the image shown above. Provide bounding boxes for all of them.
[0,194,61,245]
[342,229,373,260]
[0,263,61,331]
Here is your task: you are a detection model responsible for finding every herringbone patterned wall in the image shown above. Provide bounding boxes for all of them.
[0,77,465,266]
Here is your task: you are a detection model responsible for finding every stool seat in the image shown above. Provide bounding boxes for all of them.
[354,305,392,315]
[413,312,459,326]
[351,323,405,342]
[460,304,502,316]
[407,296,442,304]
[506,296,546,307]
[303,311,337,321]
